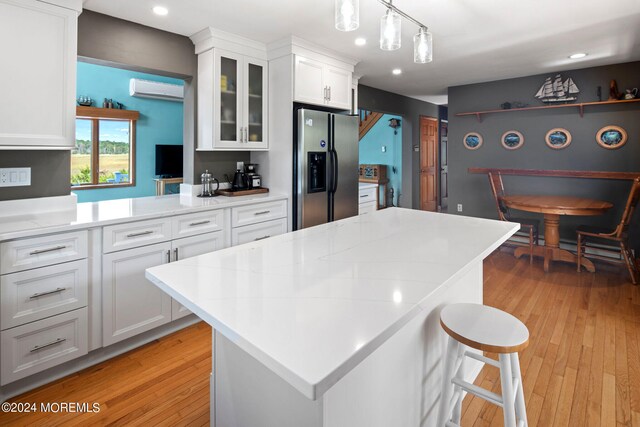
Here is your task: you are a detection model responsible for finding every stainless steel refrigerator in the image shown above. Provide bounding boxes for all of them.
[294,108,359,230]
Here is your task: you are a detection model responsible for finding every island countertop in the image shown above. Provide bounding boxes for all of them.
[146,208,518,400]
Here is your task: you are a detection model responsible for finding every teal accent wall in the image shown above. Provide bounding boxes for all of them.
[359,114,402,205]
[74,62,184,202]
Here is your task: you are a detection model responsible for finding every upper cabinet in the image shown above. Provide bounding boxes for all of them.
[294,56,352,111]
[0,0,81,149]
[193,28,269,151]
[213,50,268,150]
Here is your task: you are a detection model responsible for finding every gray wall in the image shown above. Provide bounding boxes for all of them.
[0,151,70,201]
[358,85,440,209]
[79,10,249,185]
[448,61,640,246]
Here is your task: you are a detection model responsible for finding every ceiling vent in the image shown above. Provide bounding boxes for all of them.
[129,79,184,102]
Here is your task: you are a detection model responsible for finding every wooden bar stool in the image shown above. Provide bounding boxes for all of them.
[436,303,529,427]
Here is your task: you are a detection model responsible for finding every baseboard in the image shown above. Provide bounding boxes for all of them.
[506,235,629,261]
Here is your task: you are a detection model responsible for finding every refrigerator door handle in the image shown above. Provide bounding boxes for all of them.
[330,149,339,193]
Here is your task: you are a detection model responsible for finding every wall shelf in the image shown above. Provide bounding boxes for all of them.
[455,98,640,122]
[76,106,140,121]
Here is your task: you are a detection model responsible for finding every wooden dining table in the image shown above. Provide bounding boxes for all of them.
[501,195,613,272]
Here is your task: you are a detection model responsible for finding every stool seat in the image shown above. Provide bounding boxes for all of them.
[440,303,529,354]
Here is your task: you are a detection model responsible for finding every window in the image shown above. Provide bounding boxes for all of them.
[71,107,139,188]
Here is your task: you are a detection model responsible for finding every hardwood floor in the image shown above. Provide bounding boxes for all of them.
[0,250,638,426]
[462,250,640,427]
[0,322,212,427]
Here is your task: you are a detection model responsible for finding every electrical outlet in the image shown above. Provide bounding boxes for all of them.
[457,203,463,212]
[0,168,30,187]
[236,161,244,171]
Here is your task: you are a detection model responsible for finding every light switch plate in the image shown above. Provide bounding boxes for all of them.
[0,168,31,187]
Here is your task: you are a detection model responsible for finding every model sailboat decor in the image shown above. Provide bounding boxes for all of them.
[535,74,580,104]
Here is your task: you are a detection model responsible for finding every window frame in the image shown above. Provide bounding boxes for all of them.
[72,106,140,190]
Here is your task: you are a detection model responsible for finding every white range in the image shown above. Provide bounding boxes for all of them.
[146,207,518,427]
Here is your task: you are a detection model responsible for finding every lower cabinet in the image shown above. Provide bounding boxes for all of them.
[171,231,225,320]
[358,201,377,215]
[231,218,288,246]
[102,242,173,346]
[1,308,88,385]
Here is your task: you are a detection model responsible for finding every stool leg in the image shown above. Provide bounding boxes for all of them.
[511,353,528,427]
[499,353,517,427]
[451,345,465,424]
[437,336,460,427]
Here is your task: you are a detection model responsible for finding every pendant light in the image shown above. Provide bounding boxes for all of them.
[335,0,359,32]
[380,6,401,51]
[413,27,432,63]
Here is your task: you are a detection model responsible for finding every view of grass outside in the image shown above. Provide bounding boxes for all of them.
[71,119,132,185]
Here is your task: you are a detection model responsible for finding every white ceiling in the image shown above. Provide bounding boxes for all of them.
[83,0,640,105]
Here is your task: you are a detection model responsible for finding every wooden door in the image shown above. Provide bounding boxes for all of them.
[420,117,439,211]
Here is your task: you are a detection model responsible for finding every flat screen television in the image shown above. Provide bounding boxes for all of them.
[155,144,183,178]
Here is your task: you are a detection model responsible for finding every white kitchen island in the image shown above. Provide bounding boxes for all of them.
[146,208,518,427]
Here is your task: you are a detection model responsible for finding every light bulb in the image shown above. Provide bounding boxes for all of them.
[413,27,432,63]
[335,0,359,32]
[380,9,401,51]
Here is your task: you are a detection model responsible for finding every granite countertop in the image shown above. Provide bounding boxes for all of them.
[0,193,288,241]
[146,208,518,400]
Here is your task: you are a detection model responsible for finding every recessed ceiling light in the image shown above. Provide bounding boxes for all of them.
[153,6,168,16]
[392,68,402,75]
[355,38,367,46]
[569,52,587,59]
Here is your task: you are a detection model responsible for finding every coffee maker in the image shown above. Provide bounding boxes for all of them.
[244,164,261,189]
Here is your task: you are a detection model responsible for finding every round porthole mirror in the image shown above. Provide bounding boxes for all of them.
[596,125,627,149]
[545,128,572,150]
[501,130,524,150]
[463,132,483,150]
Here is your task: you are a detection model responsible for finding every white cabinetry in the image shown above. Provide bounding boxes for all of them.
[231,200,288,246]
[294,56,352,110]
[197,48,268,151]
[0,230,88,385]
[102,242,173,346]
[358,185,378,215]
[102,209,229,344]
[171,232,225,320]
[0,0,80,149]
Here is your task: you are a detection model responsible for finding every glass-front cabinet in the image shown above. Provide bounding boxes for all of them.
[212,50,268,150]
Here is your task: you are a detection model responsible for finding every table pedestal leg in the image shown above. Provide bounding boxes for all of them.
[513,213,596,273]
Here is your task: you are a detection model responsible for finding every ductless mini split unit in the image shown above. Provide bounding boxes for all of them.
[129,78,184,102]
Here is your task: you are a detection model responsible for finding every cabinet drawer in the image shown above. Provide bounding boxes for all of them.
[1,259,88,330]
[231,200,287,228]
[103,218,172,253]
[0,230,87,275]
[232,218,288,246]
[359,201,377,215]
[358,187,377,203]
[1,307,88,385]
[172,209,225,240]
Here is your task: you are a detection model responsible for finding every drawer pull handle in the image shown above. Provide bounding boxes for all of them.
[360,195,369,198]
[29,245,66,255]
[30,338,66,353]
[254,211,271,215]
[189,220,211,226]
[29,287,67,299]
[254,235,271,241]
[126,230,154,238]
